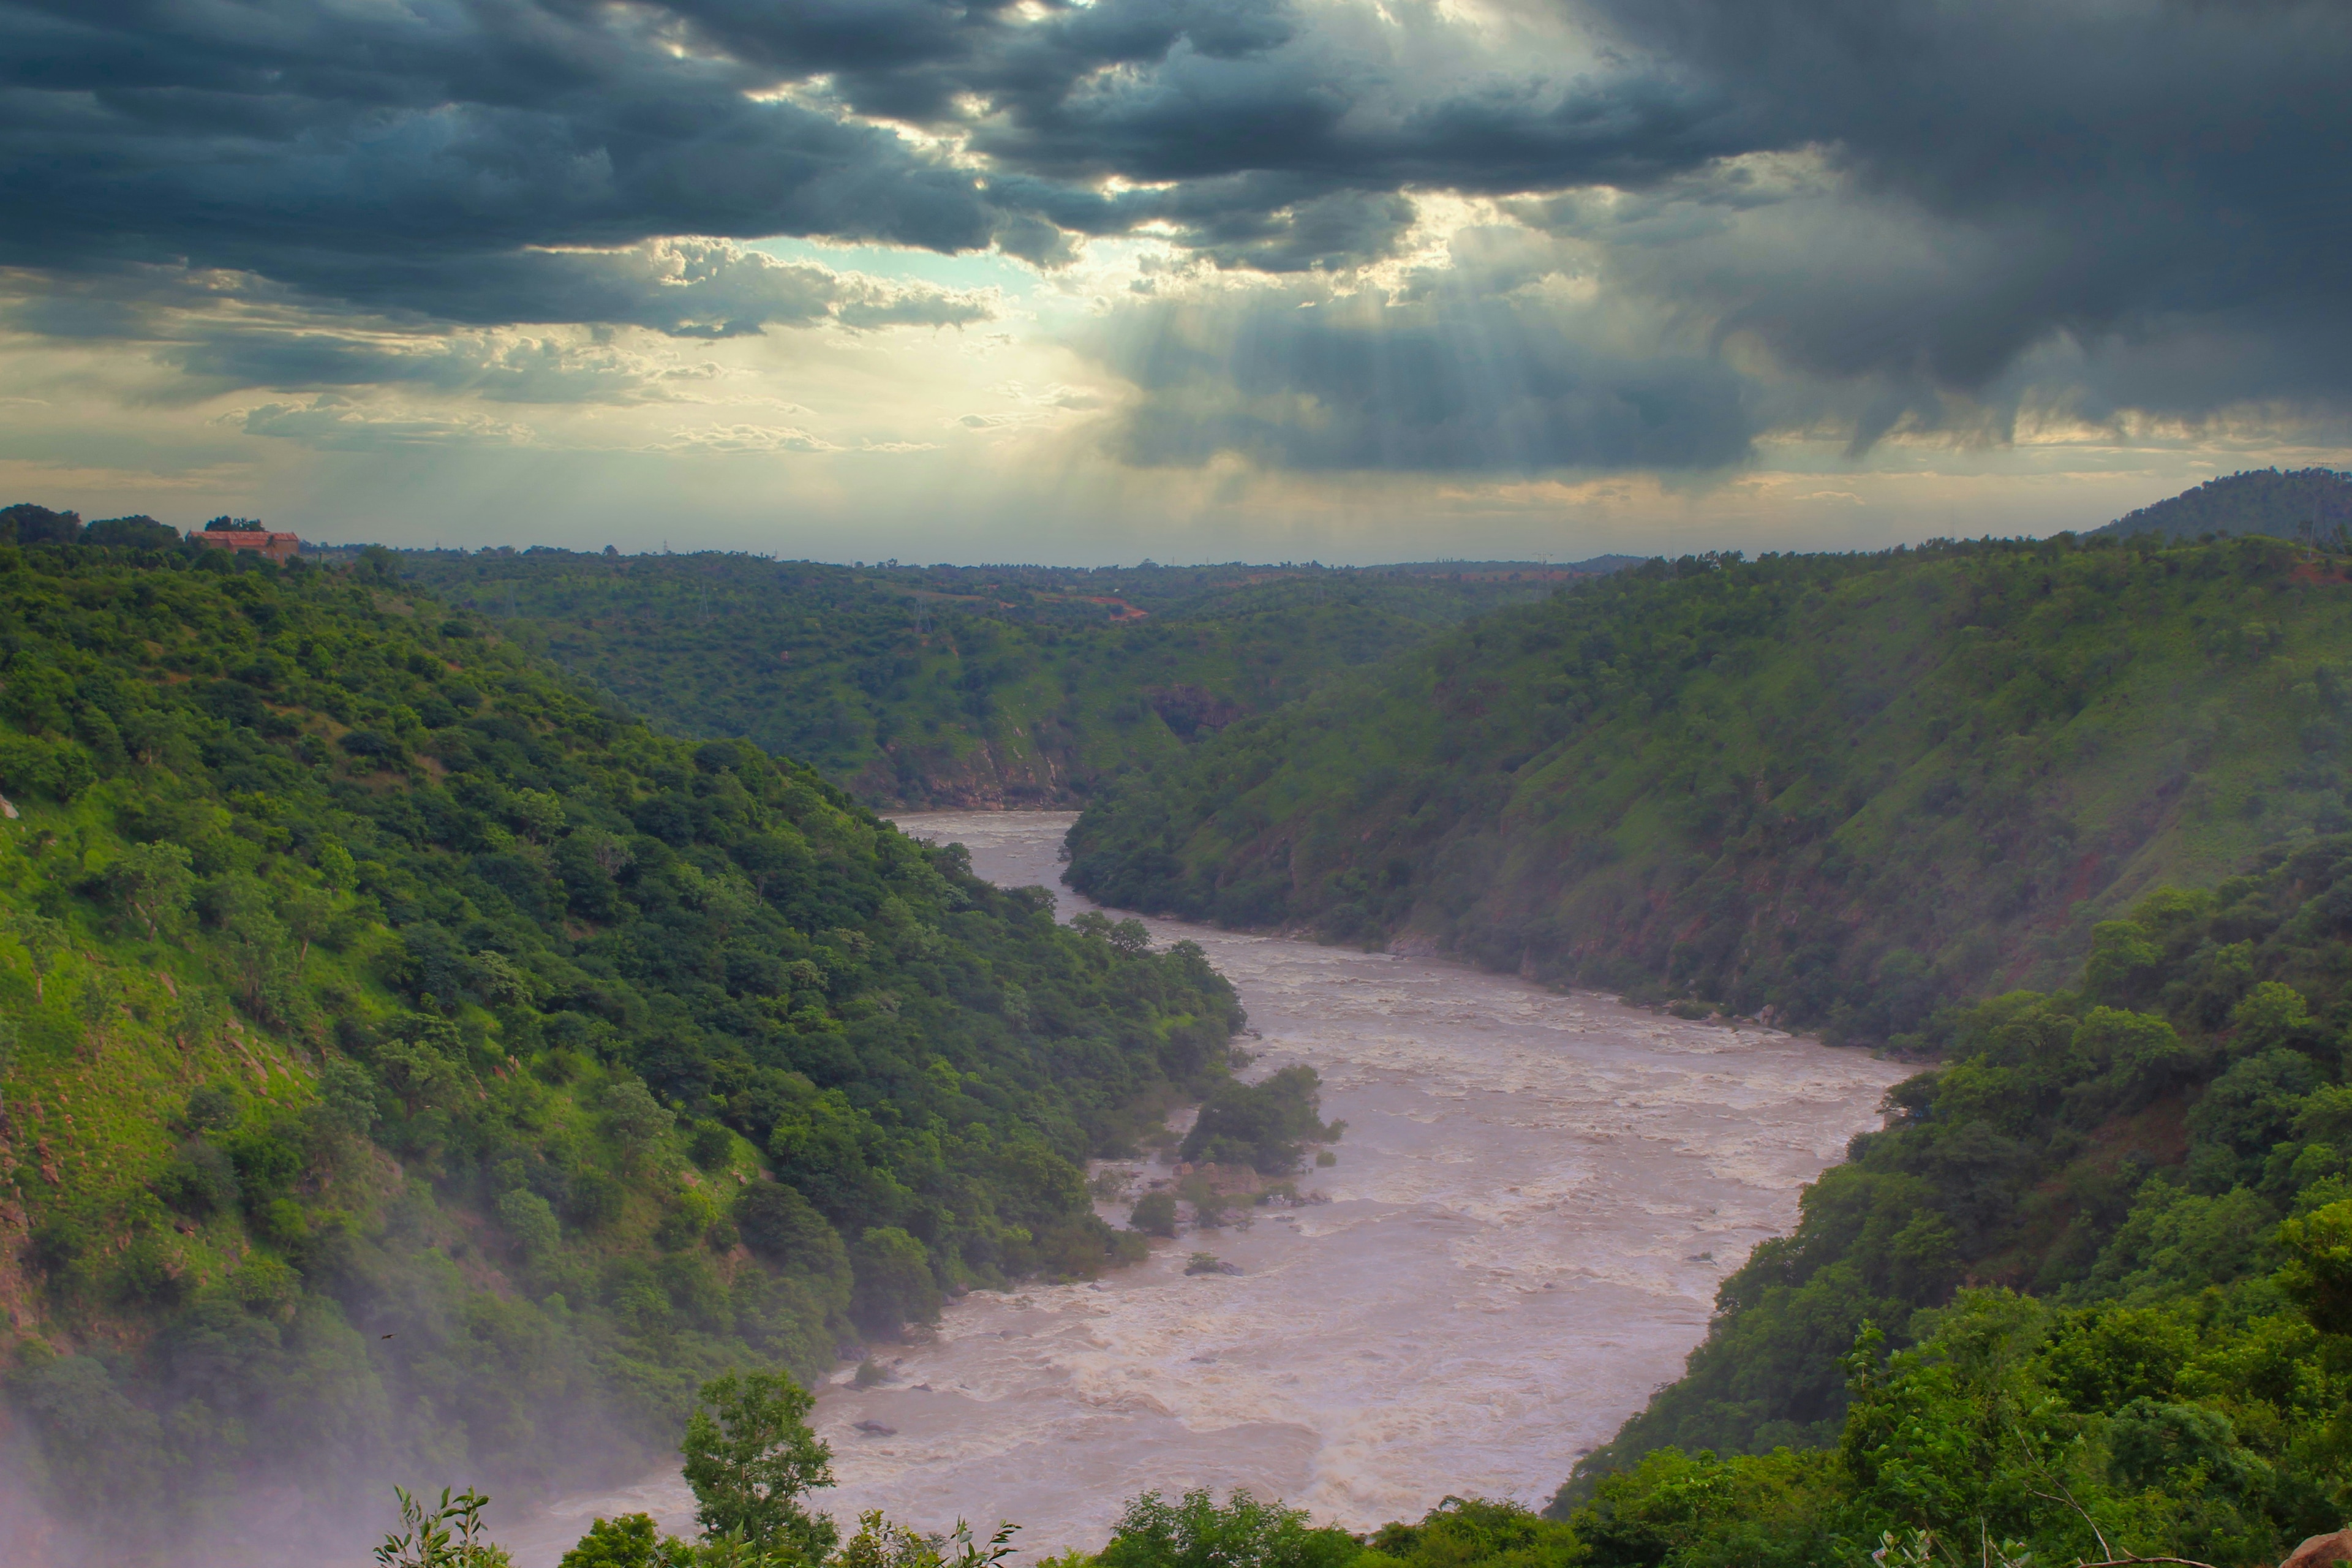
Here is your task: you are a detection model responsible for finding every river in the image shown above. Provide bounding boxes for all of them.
[512,811,1904,1562]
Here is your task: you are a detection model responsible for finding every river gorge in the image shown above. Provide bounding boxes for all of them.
[513,812,1905,1564]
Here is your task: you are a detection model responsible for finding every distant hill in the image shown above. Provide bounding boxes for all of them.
[2092,466,2352,541]
[385,551,1598,809]
[1359,554,1646,582]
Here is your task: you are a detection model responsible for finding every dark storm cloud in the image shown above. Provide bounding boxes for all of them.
[1536,0,2352,426]
[1090,281,1756,472]
[0,0,1744,301]
[0,9,997,266]
[1052,0,2352,462]
[1,0,2346,463]
[0,0,1311,301]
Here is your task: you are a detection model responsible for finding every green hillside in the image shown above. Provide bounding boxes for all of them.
[386,550,1599,809]
[0,533,1243,1564]
[2092,468,2352,544]
[1068,533,2352,1042]
[1540,838,2352,1566]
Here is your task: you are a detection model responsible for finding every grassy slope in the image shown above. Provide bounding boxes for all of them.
[0,540,1242,1565]
[390,551,1587,808]
[1068,535,2352,1039]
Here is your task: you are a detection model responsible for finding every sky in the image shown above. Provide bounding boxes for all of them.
[2,0,2348,565]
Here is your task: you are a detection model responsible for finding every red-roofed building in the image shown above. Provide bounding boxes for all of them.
[189,529,302,564]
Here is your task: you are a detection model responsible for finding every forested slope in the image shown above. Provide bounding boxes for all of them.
[0,534,1242,1565]
[2092,467,2352,544]
[1542,840,2352,1566]
[1068,535,2352,1042]
[391,551,1596,809]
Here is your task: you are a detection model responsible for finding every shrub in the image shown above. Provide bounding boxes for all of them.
[497,1189,561,1257]
[153,1140,239,1216]
[851,1226,940,1333]
[184,1082,239,1131]
[734,1181,846,1279]
[687,1119,734,1170]
[1178,1067,1339,1174]
[567,1170,626,1231]
[1129,1191,1178,1237]
[1099,1489,1359,1568]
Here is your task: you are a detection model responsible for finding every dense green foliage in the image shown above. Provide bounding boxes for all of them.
[1071,534,2352,1041]
[377,1487,513,1568]
[1545,1270,2351,1566]
[559,1367,840,1568]
[390,549,1592,807]
[0,533,1243,1564]
[1178,1065,1341,1174]
[1540,834,2352,1561]
[2092,468,2352,544]
[1098,1489,1362,1568]
[680,1370,836,1557]
[0,503,184,551]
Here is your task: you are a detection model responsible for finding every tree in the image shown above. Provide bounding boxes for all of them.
[511,787,568,843]
[83,515,179,550]
[560,1513,660,1568]
[0,503,81,545]
[78,969,118,1052]
[1178,1067,1338,1174]
[734,1180,848,1278]
[7,912,67,1001]
[278,884,334,965]
[2277,1199,2352,1336]
[1098,1490,1359,1568]
[561,1513,810,1568]
[679,1370,837,1559]
[604,1076,673,1167]
[316,839,358,894]
[106,840,194,939]
[851,1226,941,1332]
[496,1189,560,1257]
[1129,1191,1178,1237]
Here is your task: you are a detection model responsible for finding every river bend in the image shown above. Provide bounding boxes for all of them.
[514,811,1902,1562]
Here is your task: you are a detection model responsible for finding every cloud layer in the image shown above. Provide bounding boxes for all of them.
[2,0,2347,473]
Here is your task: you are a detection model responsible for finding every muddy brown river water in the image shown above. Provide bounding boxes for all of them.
[510,811,1903,1563]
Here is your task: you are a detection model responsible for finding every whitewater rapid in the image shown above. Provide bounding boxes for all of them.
[511,811,1902,1562]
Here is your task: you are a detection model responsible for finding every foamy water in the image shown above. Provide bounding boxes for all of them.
[510,812,1902,1562]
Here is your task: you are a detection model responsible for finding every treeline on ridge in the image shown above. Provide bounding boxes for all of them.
[390,548,1590,810]
[0,527,1245,1563]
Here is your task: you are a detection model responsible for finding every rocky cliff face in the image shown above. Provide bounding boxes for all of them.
[848,731,1077,809]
